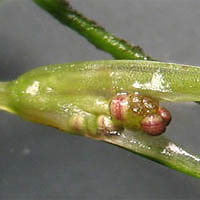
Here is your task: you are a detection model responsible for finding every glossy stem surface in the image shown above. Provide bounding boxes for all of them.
[31,1,200,178]
[103,130,200,178]
[8,60,200,103]
[34,0,152,61]
[0,82,13,113]
[0,60,200,178]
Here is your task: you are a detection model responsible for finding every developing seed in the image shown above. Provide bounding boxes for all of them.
[158,106,171,126]
[110,94,129,121]
[141,114,166,136]
[69,114,85,131]
[97,115,123,135]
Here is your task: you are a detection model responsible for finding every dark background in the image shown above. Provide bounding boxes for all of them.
[1,0,200,199]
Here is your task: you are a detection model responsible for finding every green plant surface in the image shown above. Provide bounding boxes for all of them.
[1,60,200,178]
[105,129,200,178]
[16,0,199,178]
[34,0,152,61]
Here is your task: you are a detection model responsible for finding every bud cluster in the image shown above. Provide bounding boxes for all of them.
[110,93,171,136]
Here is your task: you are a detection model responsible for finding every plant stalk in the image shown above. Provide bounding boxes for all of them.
[34,0,153,61]
[0,82,13,113]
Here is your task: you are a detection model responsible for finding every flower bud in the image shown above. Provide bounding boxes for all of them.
[69,114,85,132]
[97,115,123,135]
[141,114,166,136]
[158,106,171,126]
[110,94,129,121]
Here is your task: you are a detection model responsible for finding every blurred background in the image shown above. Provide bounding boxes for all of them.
[0,0,200,199]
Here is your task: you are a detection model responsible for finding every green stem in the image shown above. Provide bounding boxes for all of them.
[0,82,13,113]
[103,130,200,178]
[34,0,153,61]
[4,60,200,178]
[32,1,200,178]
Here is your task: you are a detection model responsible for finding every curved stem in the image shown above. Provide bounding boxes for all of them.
[34,0,153,60]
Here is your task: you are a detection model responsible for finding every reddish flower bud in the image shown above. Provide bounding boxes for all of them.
[70,115,85,131]
[97,115,123,135]
[141,114,166,136]
[110,94,129,121]
[158,106,171,126]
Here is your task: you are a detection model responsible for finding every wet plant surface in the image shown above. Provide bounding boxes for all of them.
[1,0,200,199]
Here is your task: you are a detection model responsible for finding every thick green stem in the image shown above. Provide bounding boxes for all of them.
[3,60,200,178]
[34,0,153,60]
[28,1,200,178]
[0,82,13,113]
